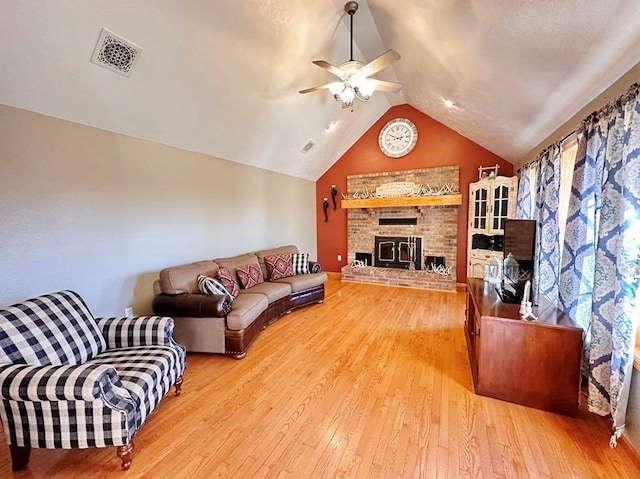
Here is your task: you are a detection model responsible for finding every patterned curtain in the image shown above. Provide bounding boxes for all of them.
[533,143,563,304]
[516,163,534,219]
[559,82,640,446]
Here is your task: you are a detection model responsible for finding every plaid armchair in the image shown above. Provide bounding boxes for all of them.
[0,290,186,471]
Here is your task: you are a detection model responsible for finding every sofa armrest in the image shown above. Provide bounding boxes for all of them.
[0,363,133,407]
[95,316,181,349]
[152,293,232,318]
[309,261,322,273]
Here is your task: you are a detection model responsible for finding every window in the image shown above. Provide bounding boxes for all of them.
[558,140,577,251]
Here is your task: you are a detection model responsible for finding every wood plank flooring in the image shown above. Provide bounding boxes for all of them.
[1,275,639,478]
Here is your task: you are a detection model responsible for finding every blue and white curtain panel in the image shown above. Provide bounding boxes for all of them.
[533,143,563,305]
[516,163,534,219]
[559,82,640,446]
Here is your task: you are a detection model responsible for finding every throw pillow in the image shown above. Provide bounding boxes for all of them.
[236,263,265,289]
[217,266,240,298]
[197,275,234,302]
[291,253,310,274]
[264,254,294,280]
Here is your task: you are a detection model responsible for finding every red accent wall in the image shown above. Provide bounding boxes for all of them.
[316,104,513,283]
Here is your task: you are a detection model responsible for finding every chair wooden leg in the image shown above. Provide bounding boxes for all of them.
[9,444,31,471]
[117,442,134,470]
[174,375,184,396]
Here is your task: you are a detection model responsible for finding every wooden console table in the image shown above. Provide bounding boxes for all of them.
[464,278,583,416]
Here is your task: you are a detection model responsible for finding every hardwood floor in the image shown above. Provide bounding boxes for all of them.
[1,275,639,478]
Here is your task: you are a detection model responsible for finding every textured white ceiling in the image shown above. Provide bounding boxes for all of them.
[1,1,639,180]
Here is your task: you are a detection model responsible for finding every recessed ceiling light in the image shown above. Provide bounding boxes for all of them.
[444,99,455,108]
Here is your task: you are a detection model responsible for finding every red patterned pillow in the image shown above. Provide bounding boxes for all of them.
[216,266,240,298]
[236,263,264,289]
[264,254,294,280]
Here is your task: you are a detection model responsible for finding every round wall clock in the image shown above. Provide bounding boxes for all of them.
[378,118,418,158]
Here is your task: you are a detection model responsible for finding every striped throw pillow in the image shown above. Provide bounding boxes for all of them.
[197,275,234,302]
[291,253,310,274]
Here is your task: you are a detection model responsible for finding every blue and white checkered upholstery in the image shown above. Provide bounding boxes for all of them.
[0,291,186,460]
[0,290,106,366]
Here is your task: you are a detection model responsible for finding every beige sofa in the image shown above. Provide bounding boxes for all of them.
[152,245,327,359]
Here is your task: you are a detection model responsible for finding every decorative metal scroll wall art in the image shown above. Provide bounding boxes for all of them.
[331,185,338,209]
[322,198,329,222]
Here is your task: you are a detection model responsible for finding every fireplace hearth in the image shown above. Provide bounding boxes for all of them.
[374,236,422,270]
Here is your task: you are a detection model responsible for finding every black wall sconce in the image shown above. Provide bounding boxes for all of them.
[331,185,338,210]
[322,198,329,222]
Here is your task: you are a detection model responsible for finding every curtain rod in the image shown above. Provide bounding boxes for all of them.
[559,130,576,144]
[518,130,577,172]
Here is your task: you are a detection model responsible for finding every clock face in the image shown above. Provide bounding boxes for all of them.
[378,118,418,158]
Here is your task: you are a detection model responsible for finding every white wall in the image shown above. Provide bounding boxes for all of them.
[0,105,317,316]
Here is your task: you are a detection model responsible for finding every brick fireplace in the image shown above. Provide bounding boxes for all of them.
[341,166,459,291]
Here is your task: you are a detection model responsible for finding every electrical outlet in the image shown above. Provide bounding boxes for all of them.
[337,254,342,261]
[124,307,133,317]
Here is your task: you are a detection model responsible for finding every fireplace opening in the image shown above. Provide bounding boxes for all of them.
[355,252,373,266]
[425,255,445,270]
[374,236,422,270]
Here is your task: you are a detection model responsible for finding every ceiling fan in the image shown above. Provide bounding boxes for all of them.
[299,1,402,109]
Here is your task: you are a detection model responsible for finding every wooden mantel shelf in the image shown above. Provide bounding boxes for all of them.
[341,194,462,209]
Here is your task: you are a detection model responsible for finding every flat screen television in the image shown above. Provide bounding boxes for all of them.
[503,219,536,263]
[498,219,536,303]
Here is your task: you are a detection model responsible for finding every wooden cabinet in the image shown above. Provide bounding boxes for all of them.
[464,278,583,416]
[467,176,517,278]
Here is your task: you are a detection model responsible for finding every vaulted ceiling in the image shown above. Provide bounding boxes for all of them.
[1,1,639,181]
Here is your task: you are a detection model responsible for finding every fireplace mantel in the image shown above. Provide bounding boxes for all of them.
[341,194,462,209]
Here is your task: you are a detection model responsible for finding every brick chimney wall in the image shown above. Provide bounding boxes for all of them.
[341,166,459,291]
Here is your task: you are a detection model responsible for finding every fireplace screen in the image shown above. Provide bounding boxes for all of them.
[374,236,422,270]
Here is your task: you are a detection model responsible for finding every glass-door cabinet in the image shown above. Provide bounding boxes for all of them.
[467,176,518,278]
[471,186,489,230]
[490,183,511,233]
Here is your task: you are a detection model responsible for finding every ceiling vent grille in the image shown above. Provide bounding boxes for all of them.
[299,139,317,154]
[90,28,143,77]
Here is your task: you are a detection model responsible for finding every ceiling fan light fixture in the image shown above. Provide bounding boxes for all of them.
[299,1,402,109]
[339,87,356,108]
[328,82,346,97]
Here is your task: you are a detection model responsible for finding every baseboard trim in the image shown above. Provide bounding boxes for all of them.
[619,435,640,470]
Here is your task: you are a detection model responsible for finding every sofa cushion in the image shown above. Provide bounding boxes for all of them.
[0,290,107,367]
[197,275,234,302]
[217,267,240,298]
[272,272,328,293]
[264,254,294,280]
[291,253,310,274]
[159,260,219,295]
[236,263,265,289]
[226,293,269,330]
[255,245,299,278]
[239,281,291,303]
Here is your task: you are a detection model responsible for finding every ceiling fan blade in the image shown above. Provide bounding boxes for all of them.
[312,60,345,79]
[359,49,401,77]
[368,79,403,93]
[299,82,342,95]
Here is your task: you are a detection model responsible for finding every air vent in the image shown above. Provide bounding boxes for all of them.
[90,28,143,77]
[299,139,317,154]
